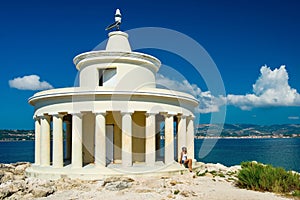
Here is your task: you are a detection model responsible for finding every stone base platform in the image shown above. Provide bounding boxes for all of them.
[25,161,202,180]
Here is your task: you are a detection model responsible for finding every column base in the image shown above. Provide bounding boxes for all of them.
[25,161,198,180]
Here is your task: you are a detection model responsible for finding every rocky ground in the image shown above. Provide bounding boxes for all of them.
[0,162,290,200]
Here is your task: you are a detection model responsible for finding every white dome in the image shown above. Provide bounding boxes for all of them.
[105,31,131,52]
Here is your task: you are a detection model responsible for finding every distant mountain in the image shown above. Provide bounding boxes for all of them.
[0,130,34,141]
[195,124,300,138]
[1,124,300,141]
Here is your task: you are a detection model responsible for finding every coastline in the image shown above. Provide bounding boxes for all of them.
[0,162,290,200]
[195,136,300,139]
[1,136,300,142]
[0,140,34,142]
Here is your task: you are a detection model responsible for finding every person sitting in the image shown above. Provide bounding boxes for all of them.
[179,146,193,172]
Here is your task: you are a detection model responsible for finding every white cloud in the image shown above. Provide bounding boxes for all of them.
[9,75,53,91]
[156,74,225,113]
[156,65,300,113]
[227,65,300,110]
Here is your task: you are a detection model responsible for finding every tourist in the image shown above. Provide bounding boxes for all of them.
[179,146,193,172]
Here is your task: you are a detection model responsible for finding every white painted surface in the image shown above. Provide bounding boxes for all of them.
[28,30,198,178]
[71,113,83,168]
[122,112,132,167]
[95,113,106,166]
[186,117,195,160]
[145,113,156,166]
[177,116,187,161]
[34,118,41,165]
[164,115,174,165]
[52,114,64,168]
[40,116,50,166]
[106,31,131,52]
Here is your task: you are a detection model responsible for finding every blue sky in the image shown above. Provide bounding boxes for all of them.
[1,0,300,129]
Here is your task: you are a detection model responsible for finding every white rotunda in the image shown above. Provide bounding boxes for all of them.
[26,28,198,179]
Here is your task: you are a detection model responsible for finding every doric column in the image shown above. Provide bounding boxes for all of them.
[163,113,174,165]
[71,113,83,168]
[145,113,156,166]
[52,114,64,168]
[40,115,51,166]
[94,112,106,167]
[34,116,41,165]
[186,116,195,160]
[65,120,72,160]
[121,112,133,167]
[177,115,187,162]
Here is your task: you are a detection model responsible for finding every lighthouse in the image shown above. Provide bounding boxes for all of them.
[26,11,198,179]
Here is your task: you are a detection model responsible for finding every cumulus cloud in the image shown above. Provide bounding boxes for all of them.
[9,75,53,91]
[227,65,300,110]
[156,74,225,113]
[156,65,300,113]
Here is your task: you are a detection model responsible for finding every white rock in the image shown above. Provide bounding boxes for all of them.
[105,181,131,191]
[14,164,28,174]
[31,185,55,198]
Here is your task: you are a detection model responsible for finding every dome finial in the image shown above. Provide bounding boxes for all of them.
[105,9,122,31]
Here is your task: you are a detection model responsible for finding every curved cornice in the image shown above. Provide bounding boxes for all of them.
[29,87,199,107]
[73,51,161,71]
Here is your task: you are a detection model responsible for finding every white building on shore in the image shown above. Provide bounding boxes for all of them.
[26,25,198,179]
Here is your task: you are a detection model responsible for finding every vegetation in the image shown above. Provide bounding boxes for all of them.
[209,170,226,178]
[174,189,180,195]
[236,161,300,197]
[196,170,208,176]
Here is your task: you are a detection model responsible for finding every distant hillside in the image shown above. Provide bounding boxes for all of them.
[0,130,34,141]
[196,124,300,138]
[1,124,300,141]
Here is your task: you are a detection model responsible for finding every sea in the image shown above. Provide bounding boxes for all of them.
[0,138,299,172]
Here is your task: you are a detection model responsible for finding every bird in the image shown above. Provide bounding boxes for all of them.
[105,9,122,31]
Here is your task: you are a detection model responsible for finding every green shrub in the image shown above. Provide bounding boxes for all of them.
[174,189,180,195]
[236,161,300,195]
[196,169,208,176]
[226,171,236,176]
[292,190,300,197]
[218,172,225,178]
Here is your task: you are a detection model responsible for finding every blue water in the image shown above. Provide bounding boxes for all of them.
[0,138,299,172]
[196,138,300,172]
[0,141,34,163]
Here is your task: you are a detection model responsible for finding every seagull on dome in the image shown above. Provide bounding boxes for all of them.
[105,9,122,31]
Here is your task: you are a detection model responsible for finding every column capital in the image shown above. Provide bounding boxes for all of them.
[51,113,65,118]
[120,111,133,116]
[70,112,84,117]
[39,114,51,120]
[177,114,187,119]
[160,112,175,118]
[145,112,157,117]
[33,115,40,120]
[187,115,195,120]
[94,112,107,116]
